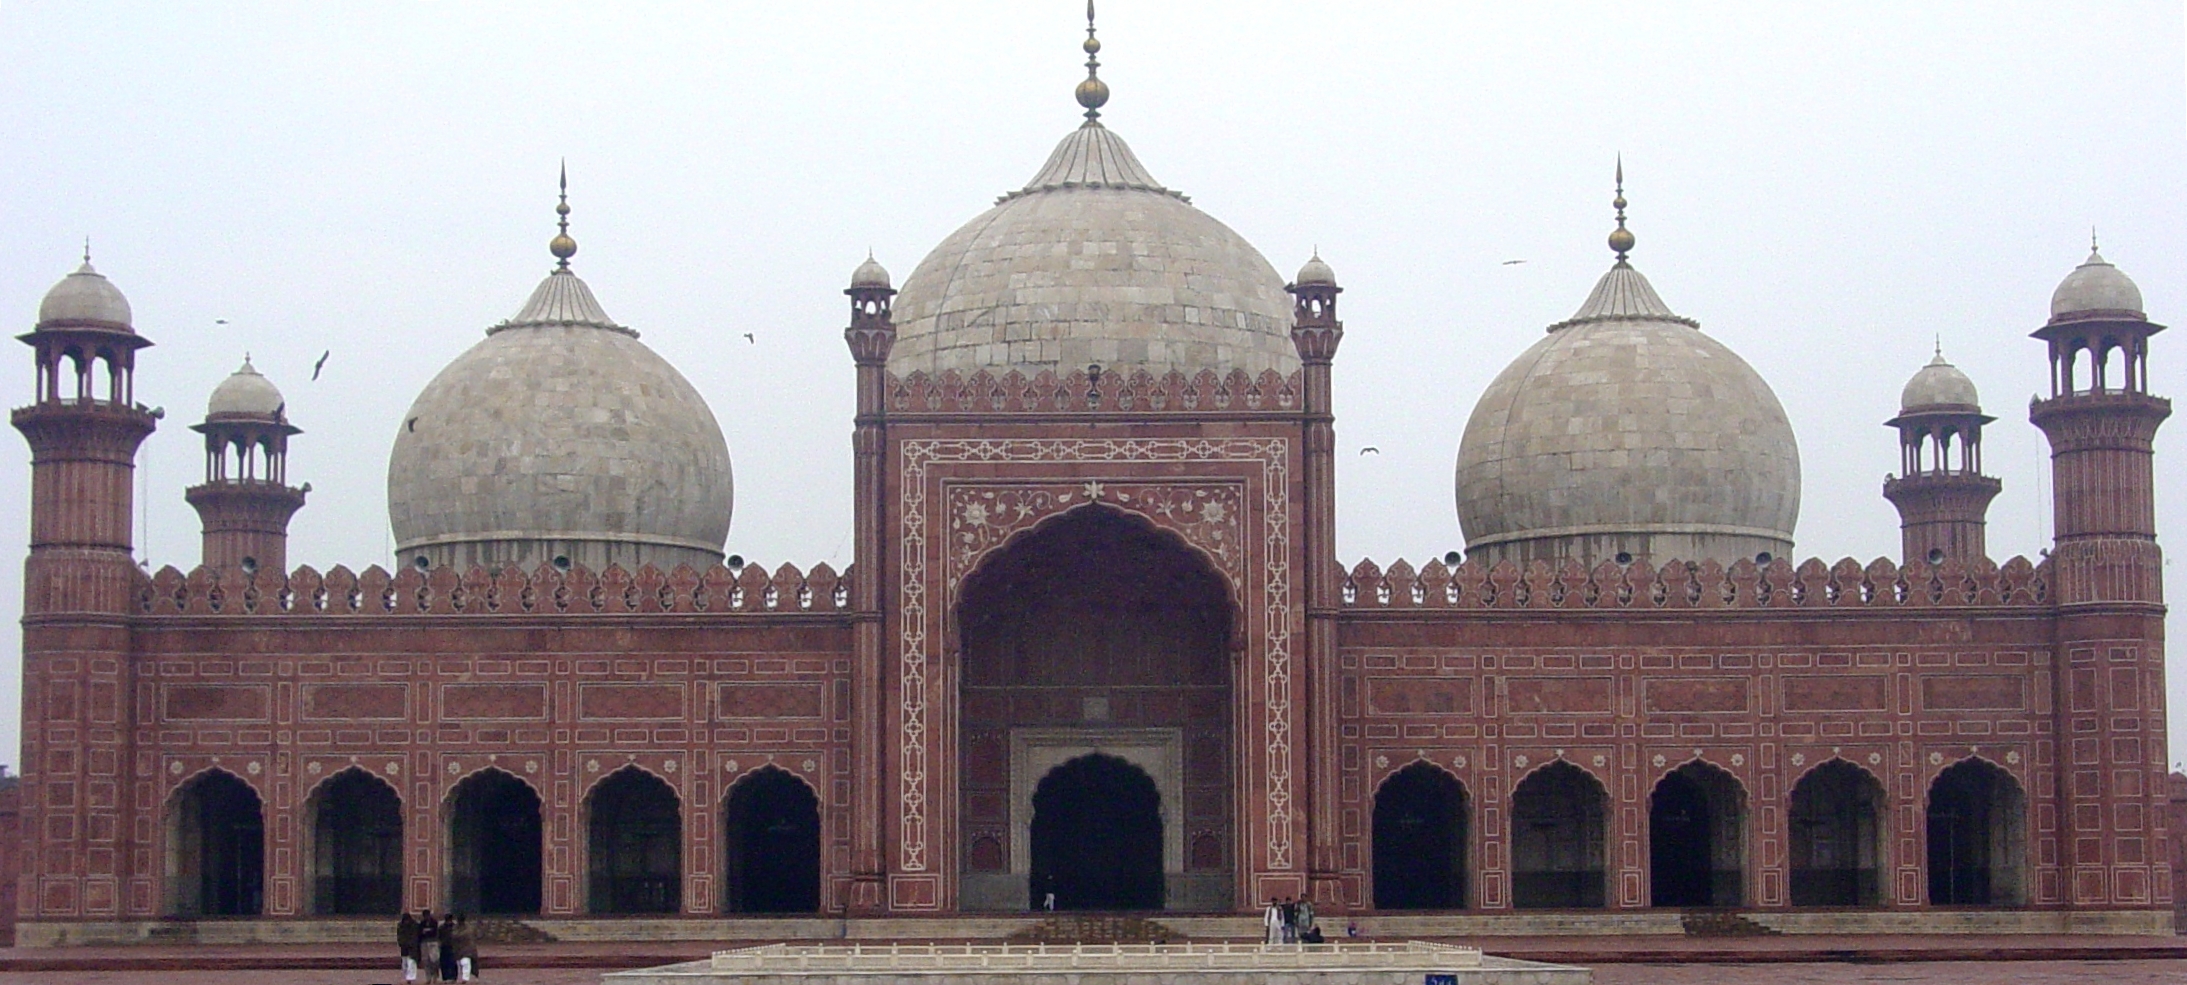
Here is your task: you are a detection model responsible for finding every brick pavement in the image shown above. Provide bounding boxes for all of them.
[3,960,2185,985]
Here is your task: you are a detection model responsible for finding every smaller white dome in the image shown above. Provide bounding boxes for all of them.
[850,255,892,290]
[2050,247,2143,320]
[207,356,286,419]
[38,260,133,328]
[1294,253,1337,288]
[1900,351,1980,413]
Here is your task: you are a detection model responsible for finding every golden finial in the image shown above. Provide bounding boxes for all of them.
[549,159,577,268]
[1075,0,1109,121]
[1607,155,1635,262]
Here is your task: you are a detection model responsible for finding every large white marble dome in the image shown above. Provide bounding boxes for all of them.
[386,245,733,573]
[1456,242,1801,567]
[887,120,1299,379]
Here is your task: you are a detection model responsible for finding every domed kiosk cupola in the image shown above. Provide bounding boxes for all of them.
[1455,166,1802,566]
[886,7,1297,382]
[1883,345,2000,564]
[188,356,308,574]
[386,170,734,573]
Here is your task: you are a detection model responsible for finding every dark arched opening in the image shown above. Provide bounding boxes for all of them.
[1030,753,1163,910]
[1648,761,1746,907]
[1788,760,1885,906]
[958,505,1232,912]
[586,768,682,914]
[1510,761,1607,909]
[308,769,402,914]
[1373,763,1469,909]
[1927,759,2026,905]
[722,767,821,913]
[166,771,264,916]
[447,770,542,915]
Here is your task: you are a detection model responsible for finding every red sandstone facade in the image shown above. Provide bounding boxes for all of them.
[7,256,2175,939]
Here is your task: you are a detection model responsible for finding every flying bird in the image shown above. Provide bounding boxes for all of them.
[311,350,330,381]
[742,333,755,344]
[1359,447,1380,455]
[214,318,229,324]
[1501,259,1528,266]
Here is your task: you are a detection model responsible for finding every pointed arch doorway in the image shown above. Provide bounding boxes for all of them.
[956,506,1235,912]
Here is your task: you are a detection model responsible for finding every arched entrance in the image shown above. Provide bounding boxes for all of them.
[1373,763,1469,909]
[1927,758,2026,905]
[722,767,821,913]
[1648,761,1746,907]
[1510,761,1607,909]
[1029,753,1163,910]
[165,770,264,916]
[447,769,542,915]
[307,769,402,915]
[957,506,1233,912]
[586,768,682,914]
[1787,760,1885,906]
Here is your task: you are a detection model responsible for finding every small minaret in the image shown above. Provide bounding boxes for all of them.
[1882,345,2000,563]
[842,252,895,914]
[1287,252,1345,908]
[186,356,307,574]
[2027,238,2169,910]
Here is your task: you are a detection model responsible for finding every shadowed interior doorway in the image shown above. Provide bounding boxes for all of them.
[1373,763,1469,910]
[447,769,543,915]
[723,766,821,913]
[1029,753,1163,910]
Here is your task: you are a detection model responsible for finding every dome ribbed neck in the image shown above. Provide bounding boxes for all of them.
[999,121,1188,204]
[1548,261,1698,333]
[490,267,636,337]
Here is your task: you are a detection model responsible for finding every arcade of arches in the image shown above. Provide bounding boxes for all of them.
[957,507,1234,912]
[151,752,2037,916]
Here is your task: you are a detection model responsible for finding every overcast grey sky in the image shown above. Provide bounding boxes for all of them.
[1,2,2183,768]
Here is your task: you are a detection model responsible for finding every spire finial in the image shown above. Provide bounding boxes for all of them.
[549,159,577,269]
[1934,334,1942,359]
[1075,1,1110,121]
[1607,155,1635,262]
[82,236,91,265]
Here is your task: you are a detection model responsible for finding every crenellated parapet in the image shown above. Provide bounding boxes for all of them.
[887,367,1301,415]
[1334,554,2051,611]
[135,560,855,617]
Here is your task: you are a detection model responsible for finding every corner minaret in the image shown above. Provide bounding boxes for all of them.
[2027,239,2170,912]
[1883,345,2001,563]
[185,356,307,574]
[12,250,158,923]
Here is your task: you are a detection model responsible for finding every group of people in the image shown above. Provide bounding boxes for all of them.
[395,909,479,983]
[1261,895,1323,944]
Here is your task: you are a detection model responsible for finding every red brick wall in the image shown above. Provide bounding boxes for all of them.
[2170,771,2186,932]
[0,775,19,943]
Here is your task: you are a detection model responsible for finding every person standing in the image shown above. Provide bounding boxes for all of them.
[1262,898,1283,944]
[438,913,461,983]
[444,913,473,982]
[396,910,422,984]
[1297,896,1316,943]
[1279,897,1298,943]
[418,909,441,982]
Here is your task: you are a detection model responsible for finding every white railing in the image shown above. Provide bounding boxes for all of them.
[708,940,1483,973]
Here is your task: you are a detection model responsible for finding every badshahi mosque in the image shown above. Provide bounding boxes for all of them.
[6,10,2175,943]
